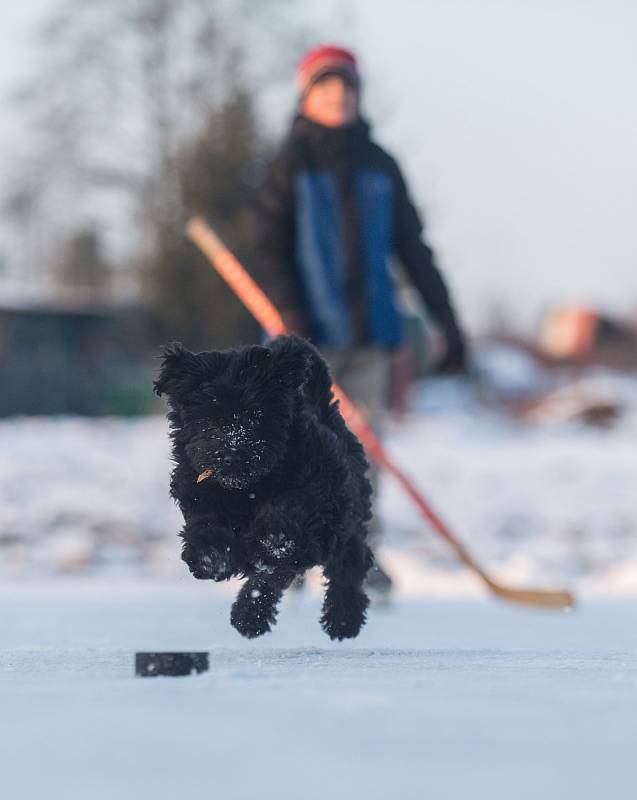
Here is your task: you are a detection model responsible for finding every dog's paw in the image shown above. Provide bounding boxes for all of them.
[320,585,369,641]
[182,543,233,581]
[230,589,278,639]
[260,529,297,562]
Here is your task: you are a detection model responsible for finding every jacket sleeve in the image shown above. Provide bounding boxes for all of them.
[391,160,458,326]
[251,150,303,315]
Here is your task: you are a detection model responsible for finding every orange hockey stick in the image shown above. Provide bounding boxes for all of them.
[186,215,574,610]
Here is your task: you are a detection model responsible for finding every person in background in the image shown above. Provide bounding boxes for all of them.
[252,44,467,597]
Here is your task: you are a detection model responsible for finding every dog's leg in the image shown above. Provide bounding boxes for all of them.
[321,535,373,641]
[250,496,324,570]
[251,499,303,565]
[230,570,296,639]
[180,517,239,580]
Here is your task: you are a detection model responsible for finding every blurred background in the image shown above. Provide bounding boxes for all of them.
[1,0,636,593]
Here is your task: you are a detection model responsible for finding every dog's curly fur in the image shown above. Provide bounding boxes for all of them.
[154,334,374,640]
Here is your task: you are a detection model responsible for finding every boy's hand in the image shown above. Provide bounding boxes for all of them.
[434,315,467,374]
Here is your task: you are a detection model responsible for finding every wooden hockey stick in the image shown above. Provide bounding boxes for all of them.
[186,215,575,610]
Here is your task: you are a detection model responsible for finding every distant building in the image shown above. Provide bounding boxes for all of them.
[0,292,157,416]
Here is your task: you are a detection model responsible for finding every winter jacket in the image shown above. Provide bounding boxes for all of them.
[252,115,461,350]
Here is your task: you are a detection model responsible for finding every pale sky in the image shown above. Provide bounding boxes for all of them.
[2,0,637,332]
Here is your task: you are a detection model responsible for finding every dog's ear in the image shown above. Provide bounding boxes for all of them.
[230,345,273,383]
[246,345,273,370]
[267,335,311,392]
[154,343,207,399]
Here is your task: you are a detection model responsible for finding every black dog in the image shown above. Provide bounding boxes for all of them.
[154,335,374,640]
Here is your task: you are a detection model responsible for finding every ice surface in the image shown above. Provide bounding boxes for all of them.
[0,584,635,800]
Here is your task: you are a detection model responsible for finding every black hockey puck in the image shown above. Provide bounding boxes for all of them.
[135,652,209,678]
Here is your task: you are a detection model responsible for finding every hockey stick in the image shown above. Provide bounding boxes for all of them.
[185,215,575,610]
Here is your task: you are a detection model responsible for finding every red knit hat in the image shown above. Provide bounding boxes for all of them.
[296,45,360,94]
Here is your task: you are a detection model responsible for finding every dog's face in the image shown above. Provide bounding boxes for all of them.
[155,340,309,490]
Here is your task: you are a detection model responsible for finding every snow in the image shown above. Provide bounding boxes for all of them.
[1,585,635,799]
[2,369,636,596]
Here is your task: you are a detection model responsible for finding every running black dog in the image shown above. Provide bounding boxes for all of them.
[154,335,374,640]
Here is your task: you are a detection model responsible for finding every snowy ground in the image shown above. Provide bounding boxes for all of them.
[2,368,637,596]
[1,584,635,800]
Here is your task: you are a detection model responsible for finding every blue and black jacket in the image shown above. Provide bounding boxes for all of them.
[253,115,460,350]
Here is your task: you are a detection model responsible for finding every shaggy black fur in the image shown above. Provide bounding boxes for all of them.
[154,335,374,640]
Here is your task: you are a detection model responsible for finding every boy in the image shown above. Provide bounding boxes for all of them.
[253,45,466,594]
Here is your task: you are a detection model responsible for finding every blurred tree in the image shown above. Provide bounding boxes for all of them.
[148,60,265,347]
[56,226,112,300]
[2,182,45,289]
[5,0,305,346]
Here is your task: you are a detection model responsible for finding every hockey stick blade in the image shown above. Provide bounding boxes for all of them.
[486,581,574,610]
